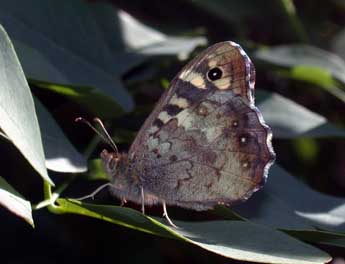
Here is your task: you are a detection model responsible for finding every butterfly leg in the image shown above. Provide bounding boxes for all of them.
[73,183,113,201]
[120,197,127,206]
[162,200,178,228]
[140,186,145,214]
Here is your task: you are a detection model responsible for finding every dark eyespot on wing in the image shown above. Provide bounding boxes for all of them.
[207,67,223,81]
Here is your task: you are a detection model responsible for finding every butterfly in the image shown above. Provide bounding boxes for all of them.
[78,41,275,227]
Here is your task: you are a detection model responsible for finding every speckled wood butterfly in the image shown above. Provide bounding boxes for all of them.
[79,41,275,227]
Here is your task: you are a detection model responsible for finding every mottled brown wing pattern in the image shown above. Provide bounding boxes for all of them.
[133,90,272,210]
[129,42,254,155]
[124,41,275,210]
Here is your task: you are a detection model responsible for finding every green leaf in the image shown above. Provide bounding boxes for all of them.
[85,159,109,181]
[256,90,345,138]
[285,229,345,248]
[34,98,87,173]
[286,66,345,103]
[0,1,208,112]
[118,10,207,57]
[255,45,345,102]
[33,81,124,119]
[293,137,319,162]
[0,0,136,111]
[57,199,179,238]
[289,65,336,88]
[0,24,53,185]
[0,176,33,227]
[234,165,345,233]
[255,45,345,84]
[57,199,331,264]
[177,221,330,264]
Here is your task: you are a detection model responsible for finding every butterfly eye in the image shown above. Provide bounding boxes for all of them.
[207,67,223,81]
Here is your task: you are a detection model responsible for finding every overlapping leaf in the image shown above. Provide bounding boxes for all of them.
[255,45,345,102]
[34,98,87,173]
[56,199,331,264]
[0,0,207,114]
[234,165,345,233]
[0,25,52,185]
[33,81,125,119]
[255,45,345,84]
[118,10,207,56]
[0,176,33,226]
[256,90,345,138]
[0,0,134,111]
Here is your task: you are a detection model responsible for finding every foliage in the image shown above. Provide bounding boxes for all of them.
[0,0,344,263]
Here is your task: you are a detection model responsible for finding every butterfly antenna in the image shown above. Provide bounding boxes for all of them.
[93,118,119,155]
[75,117,119,155]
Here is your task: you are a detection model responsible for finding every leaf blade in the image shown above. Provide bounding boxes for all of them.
[234,164,345,232]
[256,90,345,138]
[34,98,87,173]
[0,24,52,185]
[56,199,331,264]
[0,176,33,227]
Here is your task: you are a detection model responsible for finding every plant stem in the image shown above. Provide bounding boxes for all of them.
[33,180,70,213]
[84,133,101,158]
[279,0,309,43]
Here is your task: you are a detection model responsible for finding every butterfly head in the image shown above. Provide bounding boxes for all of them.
[100,149,142,203]
[100,149,128,180]
[75,117,132,189]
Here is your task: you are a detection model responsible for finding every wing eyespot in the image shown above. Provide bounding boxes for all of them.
[207,67,223,81]
[197,104,209,116]
[242,161,250,168]
[239,133,251,144]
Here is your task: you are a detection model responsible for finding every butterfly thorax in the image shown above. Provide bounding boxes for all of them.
[100,149,142,203]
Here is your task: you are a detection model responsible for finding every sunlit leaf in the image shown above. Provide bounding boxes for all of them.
[290,65,335,86]
[0,1,208,113]
[118,10,207,57]
[0,0,136,111]
[34,98,87,173]
[256,90,345,138]
[57,199,331,264]
[255,45,345,102]
[234,165,345,232]
[33,80,124,119]
[286,66,345,102]
[255,45,345,84]
[0,176,33,227]
[0,25,52,185]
